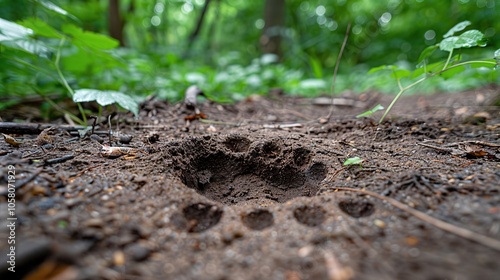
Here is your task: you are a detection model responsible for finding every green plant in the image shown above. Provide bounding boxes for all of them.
[343,156,363,167]
[0,1,138,124]
[356,104,384,118]
[369,21,500,123]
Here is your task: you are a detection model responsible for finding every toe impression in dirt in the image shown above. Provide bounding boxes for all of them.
[168,134,328,206]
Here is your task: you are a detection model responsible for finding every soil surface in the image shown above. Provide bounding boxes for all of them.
[1,86,500,280]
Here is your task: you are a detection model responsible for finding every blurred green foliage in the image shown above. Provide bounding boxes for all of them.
[0,0,499,117]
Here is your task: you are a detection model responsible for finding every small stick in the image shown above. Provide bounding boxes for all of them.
[0,122,86,135]
[328,187,500,252]
[199,119,241,126]
[89,116,97,134]
[44,154,75,165]
[324,22,351,122]
[263,123,303,129]
[108,115,112,143]
[0,168,43,196]
[417,142,461,155]
[444,140,500,148]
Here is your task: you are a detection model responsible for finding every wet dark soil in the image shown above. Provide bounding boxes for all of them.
[1,86,500,280]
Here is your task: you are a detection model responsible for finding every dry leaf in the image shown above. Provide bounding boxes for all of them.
[464,144,489,158]
[36,127,55,145]
[100,145,138,158]
[2,133,22,147]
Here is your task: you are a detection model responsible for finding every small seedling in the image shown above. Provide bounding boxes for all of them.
[369,21,500,123]
[343,156,363,167]
[356,104,384,118]
[57,220,68,229]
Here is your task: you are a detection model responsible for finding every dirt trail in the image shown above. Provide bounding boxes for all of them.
[1,86,499,279]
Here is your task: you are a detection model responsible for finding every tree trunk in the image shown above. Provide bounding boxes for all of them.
[108,0,125,46]
[261,0,285,58]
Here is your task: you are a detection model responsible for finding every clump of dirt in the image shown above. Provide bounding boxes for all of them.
[0,85,499,280]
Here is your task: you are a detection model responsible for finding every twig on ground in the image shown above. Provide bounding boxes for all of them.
[0,168,43,196]
[263,123,303,129]
[443,140,500,148]
[417,142,462,155]
[418,141,495,158]
[44,154,75,165]
[0,122,86,135]
[107,115,112,143]
[89,116,97,134]
[327,186,500,252]
[69,165,100,180]
[199,119,241,126]
[64,113,76,126]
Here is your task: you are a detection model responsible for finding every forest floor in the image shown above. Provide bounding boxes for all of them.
[1,85,500,280]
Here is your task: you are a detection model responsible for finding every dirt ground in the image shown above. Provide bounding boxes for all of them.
[1,85,499,280]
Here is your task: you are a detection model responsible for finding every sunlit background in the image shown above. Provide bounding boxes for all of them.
[0,0,499,108]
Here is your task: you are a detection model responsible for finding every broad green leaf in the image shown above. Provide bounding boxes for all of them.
[417,45,438,64]
[62,46,124,75]
[343,157,363,166]
[62,48,98,73]
[2,40,47,56]
[73,89,139,116]
[62,24,119,50]
[19,18,63,39]
[439,37,460,52]
[369,65,409,78]
[459,30,487,47]
[0,18,33,40]
[495,49,500,60]
[36,0,78,20]
[439,30,486,52]
[412,60,446,78]
[356,104,384,118]
[391,69,410,79]
[368,65,397,74]
[443,21,471,38]
[309,56,323,78]
[0,18,51,57]
[440,65,465,79]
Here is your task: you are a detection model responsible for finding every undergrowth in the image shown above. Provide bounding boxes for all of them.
[1,1,499,125]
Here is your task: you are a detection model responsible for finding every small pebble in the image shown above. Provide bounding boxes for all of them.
[90,134,104,143]
[374,219,386,228]
[83,218,104,228]
[118,134,133,144]
[113,251,125,266]
[125,244,151,262]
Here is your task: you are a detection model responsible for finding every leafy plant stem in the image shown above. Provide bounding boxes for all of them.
[395,75,403,91]
[442,49,454,70]
[445,60,497,69]
[39,92,83,124]
[379,76,426,123]
[54,38,87,124]
[379,59,496,123]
